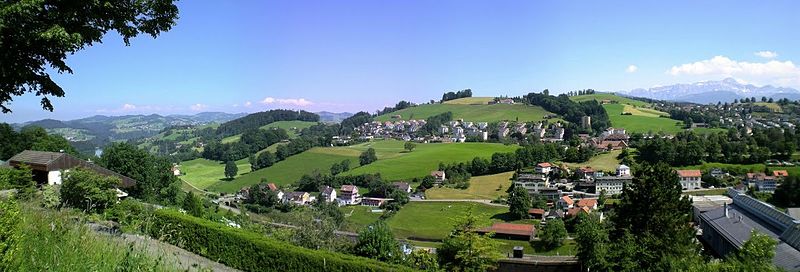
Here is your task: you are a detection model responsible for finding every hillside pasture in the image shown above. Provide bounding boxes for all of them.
[374,103,557,123]
[569,93,649,107]
[604,104,684,134]
[386,202,509,240]
[442,97,494,105]
[425,172,514,200]
[180,158,251,190]
[259,120,317,138]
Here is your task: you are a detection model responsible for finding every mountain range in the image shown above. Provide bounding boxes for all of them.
[619,78,800,104]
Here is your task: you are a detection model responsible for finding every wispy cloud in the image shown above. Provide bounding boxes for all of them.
[244,101,252,107]
[190,103,208,111]
[667,55,800,87]
[755,51,778,59]
[626,65,638,73]
[260,97,314,107]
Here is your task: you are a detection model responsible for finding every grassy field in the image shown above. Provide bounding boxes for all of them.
[753,102,782,112]
[180,158,251,189]
[604,104,684,134]
[340,205,385,232]
[442,97,495,105]
[343,140,519,181]
[675,162,800,177]
[425,172,514,200]
[569,93,649,107]
[683,188,729,196]
[260,120,317,138]
[374,103,557,122]
[385,202,511,240]
[208,148,358,193]
[562,150,623,172]
[221,134,241,144]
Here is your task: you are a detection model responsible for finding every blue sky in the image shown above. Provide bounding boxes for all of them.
[4,0,800,122]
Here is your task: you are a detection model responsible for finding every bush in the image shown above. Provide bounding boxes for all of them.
[60,168,121,212]
[41,184,61,209]
[0,198,21,270]
[147,209,411,272]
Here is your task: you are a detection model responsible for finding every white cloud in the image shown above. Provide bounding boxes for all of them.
[626,65,638,73]
[260,97,314,107]
[667,55,800,87]
[190,103,208,111]
[244,101,252,107]
[755,51,778,59]
[122,103,137,110]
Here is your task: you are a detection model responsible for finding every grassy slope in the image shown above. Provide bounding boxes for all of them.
[569,93,649,107]
[180,158,251,189]
[425,172,514,200]
[754,102,782,112]
[675,162,800,177]
[562,150,624,172]
[259,120,317,138]
[343,140,519,181]
[442,97,494,105]
[386,202,510,240]
[374,103,556,122]
[208,148,358,193]
[604,104,684,134]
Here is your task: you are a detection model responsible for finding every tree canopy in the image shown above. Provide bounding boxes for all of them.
[0,0,179,113]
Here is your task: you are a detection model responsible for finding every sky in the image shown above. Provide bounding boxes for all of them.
[4,0,800,123]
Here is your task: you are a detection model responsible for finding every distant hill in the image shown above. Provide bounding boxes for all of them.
[619,78,800,104]
[11,112,246,154]
[315,111,354,123]
[374,97,557,122]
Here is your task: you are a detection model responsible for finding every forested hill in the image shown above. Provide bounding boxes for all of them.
[216,110,320,137]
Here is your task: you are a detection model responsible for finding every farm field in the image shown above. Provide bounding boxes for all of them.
[179,158,251,189]
[603,104,684,134]
[385,201,511,240]
[342,140,519,181]
[442,97,495,105]
[562,150,624,172]
[340,205,384,233]
[373,103,557,123]
[259,120,317,138]
[208,147,359,193]
[569,93,649,107]
[425,172,514,200]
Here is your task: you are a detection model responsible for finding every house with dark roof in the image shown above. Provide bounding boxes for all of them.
[392,182,411,193]
[320,186,336,203]
[697,189,800,271]
[8,150,137,188]
[338,185,361,205]
[528,208,545,219]
[746,173,778,192]
[477,223,535,240]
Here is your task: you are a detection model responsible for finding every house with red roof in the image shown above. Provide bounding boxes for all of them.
[528,208,546,219]
[773,170,789,179]
[677,170,702,190]
[338,185,361,205]
[566,206,591,218]
[557,195,574,210]
[535,162,553,175]
[477,223,536,240]
[576,198,599,210]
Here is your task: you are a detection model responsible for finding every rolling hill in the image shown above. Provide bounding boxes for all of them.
[375,97,557,122]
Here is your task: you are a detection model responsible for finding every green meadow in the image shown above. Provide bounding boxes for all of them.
[425,171,514,200]
[179,158,251,189]
[569,93,649,107]
[603,103,684,134]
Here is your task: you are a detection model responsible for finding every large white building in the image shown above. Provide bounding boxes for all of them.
[594,175,633,196]
[677,170,702,190]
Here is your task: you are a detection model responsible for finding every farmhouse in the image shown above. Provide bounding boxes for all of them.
[566,206,591,218]
[576,198,599,210]
[338,185,361,205]
[676,170,702,190]
[535,162,553,174]
[431,171,446,183]
[528,208,545,219]
[8,150,137,188]
[392,182,412,193]
[477,223,535,240]
[320,186,337,202]
[283,191,311,205]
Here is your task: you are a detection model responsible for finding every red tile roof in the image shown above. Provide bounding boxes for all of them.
[477,223,535,237]
[537,162,552,168]
[576,198,598,208]
[341,185,358,192]
[267,183,278,191]
[676,170,702,178]
[579,167,594,173]
[528,208,545,215]
[567,206,591,217]
[773,170,789,177]
[560,195,574,205]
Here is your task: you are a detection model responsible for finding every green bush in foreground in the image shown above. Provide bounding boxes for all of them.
[148,208,411,272]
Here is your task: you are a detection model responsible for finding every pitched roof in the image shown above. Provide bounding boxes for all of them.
[567,206,591,217]
[528,208,545,215]
[9,150,137,188]
[578,166,594,173]
[560,195,574,205]
[267,183,278,191]
[477,223,535,237]
[431,170,445,177]
[773,170,789,177]
[321,186,334,195]
[9,150,66,167]
[392,182,410,191]
[576,198,598,208]
[341,185,358,192]
[676,169,702,178]
[536,162,552,168]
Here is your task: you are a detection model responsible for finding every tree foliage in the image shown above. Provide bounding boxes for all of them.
[354,221,400,263]
[540,218,567,249]
[0,198,20,270]
[60,168,120,212]
[98,142,178,202]
[0,0,179,113]
[404,142,417,152]
[441,89,473,102]
[224,161,238,179]
[0,125,77,160]
[181,192,204,217]
[507,184,532,220]
[437,209,502,271]
[359,148,378,166]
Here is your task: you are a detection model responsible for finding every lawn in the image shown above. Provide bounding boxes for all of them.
[342,140,519,181]
[259,120,317,138]
[683,188,729,196]
[604,104,684,134]
[425,172,514,200]
[569,93,649,107]
[385,202,511,240]
[562,150,623,172]
[753,102,782,112]
[180,158,251,189]
[208,147,359,193]
[340,205,384,232]
[373,103,557,123]
[675,162,800,177]
[442,97,495,105]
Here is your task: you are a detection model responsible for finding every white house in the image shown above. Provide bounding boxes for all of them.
[338,185,361,205]
[557,196,574,210]
[616,165,631,176]
[321,186,337,202]
[431,171,446,183]
[676,170,702,190]
[535,162,552,175]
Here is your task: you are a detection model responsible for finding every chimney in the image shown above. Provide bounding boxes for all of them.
[724,202,729,218]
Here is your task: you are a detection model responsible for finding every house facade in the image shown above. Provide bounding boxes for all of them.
[338,185,361,205]
[321,186,337,202]
[595,175,633,196]
[677,170,702,190]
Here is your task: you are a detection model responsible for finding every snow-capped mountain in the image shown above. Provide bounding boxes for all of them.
[620,78,800,104]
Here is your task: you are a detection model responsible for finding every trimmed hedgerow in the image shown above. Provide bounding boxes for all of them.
[147,209,411,272]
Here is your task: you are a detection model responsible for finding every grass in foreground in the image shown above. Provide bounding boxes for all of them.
[10,204,171,271]
[425,172,514,200]
[406,237,575,256]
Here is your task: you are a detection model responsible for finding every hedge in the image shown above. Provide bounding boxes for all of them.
[147,209,411,271]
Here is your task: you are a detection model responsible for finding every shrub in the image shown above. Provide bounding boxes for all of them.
[41,184,61,209]
[0,198,21,270]
[60,168,121,212]
[147,209,411,272]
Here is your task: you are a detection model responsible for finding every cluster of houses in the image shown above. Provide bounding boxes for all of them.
[496,121,565,142]
[656,102,799,133]
[239,182,412,208]
[356,118,570,143]
[582,127,630,151]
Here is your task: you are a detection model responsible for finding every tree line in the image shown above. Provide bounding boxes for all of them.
[440,89,472,102]
[522,91,611,134]
[215,109,319,137]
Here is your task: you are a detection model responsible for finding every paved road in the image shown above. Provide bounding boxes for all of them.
[410,198,509,207]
